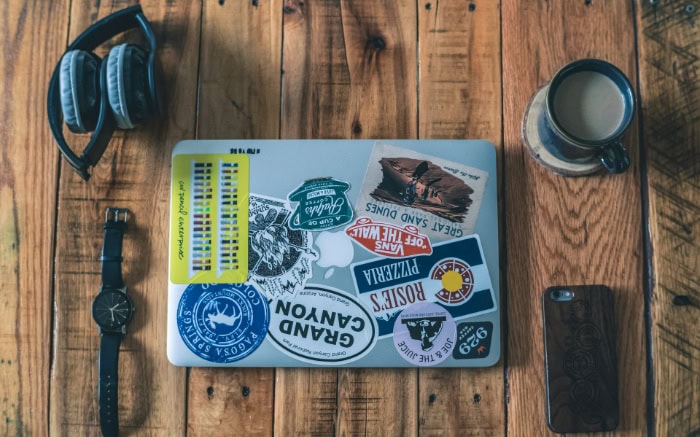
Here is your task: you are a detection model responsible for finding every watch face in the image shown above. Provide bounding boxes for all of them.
[92,290,133,331]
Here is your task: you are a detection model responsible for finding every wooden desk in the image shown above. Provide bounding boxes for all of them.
[1,0,697,435]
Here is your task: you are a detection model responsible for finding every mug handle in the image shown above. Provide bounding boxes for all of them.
[598,141,630,174]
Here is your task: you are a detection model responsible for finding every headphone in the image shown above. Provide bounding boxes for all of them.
[48,5,161,181]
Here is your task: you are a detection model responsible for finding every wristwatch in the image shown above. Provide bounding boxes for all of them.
[92,208,134,437]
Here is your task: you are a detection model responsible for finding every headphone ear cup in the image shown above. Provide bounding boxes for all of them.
[106,44,152,130]
[59,50,101,133]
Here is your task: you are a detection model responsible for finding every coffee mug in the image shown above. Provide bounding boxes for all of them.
[541,59,634,174]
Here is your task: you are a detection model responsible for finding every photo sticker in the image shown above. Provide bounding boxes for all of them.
[288,177,354,231]
[177,283,269,363]
[346,217,433,258]
[248,195,318,299]
[356,142,488,241]
[352,235,496,338]
[393,302,456,366]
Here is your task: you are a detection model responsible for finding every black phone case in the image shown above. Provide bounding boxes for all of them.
[542,285,619,433]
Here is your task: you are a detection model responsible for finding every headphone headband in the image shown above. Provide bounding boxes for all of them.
[48,5,157,180]
[69,6,157,53]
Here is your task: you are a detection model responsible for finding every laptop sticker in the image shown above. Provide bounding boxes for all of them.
[453,321,493,360]
[177,283,269,363]
[356,142,488,242]
[393,302,456,366]
[430,258,475,305]
[169,154,250,284]
[346,217,433,258]
[288,177,354,231]
[248,195,318,299]
[267,285,378,364]
[352,235,496,338]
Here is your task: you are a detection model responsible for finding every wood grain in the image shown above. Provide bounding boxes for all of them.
[187,1,281,435]
[417,0,504,435]
[274,368,339,436]
[49,1,200,435]
[418,0,501,142]
[2,0,692,435]
[501,0,645,435]
[279,1,417,436]
[0,1,67,435]
[636,1,700,435]
[281,0,417,140]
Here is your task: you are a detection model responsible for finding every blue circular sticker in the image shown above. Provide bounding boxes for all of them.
[177,283,269,363]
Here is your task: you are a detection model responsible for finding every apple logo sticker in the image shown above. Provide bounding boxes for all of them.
[314,231,354,279]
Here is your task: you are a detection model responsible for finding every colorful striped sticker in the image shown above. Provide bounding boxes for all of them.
[170,154,249,284]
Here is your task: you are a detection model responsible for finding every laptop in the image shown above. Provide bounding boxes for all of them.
[167,140,500,367]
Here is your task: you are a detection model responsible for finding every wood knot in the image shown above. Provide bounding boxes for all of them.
[241,386,251,397]
[283,0,304,14]
[469,3,476,11]
[425,3,432,10]
[428,393,437,404]
[352,121,362,134]
[206,386,214,400]
[585,0,592,5]
[473,393,481,404]
[367,36,386,51]
[673,295,691,306]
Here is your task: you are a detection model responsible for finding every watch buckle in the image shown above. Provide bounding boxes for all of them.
[105,207,129,223]
[99,285,128,294]
[99,325,129,335]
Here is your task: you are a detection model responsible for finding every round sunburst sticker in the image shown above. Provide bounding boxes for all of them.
[430,259,474,305]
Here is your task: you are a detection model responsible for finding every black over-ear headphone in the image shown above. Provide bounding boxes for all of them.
[48,5,161,181]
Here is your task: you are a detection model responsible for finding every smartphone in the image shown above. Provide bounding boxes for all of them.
[542,285,619,433]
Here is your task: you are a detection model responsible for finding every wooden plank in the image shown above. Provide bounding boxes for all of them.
[418,0,501,141]
[501,1,646,435]
[186,1,282,435]
[636,1,700,435]
[195,0,282,140]
[49,1,201,435]
[0,1,67,434]
[274,369,339,436]
[278,1,417,436]
[417,0,504,435]
[276,3,341,434]
[281,0,417,140]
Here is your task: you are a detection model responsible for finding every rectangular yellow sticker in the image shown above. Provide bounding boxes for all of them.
[170,154,249,284]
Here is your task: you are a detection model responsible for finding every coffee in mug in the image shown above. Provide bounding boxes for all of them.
[552,71,627,141]
[542,59,634,174]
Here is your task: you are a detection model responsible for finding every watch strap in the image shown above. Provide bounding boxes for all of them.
[101,208,128,289]
[98,333,122,437]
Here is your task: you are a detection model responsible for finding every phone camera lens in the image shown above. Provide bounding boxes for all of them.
[550,289,574,301]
